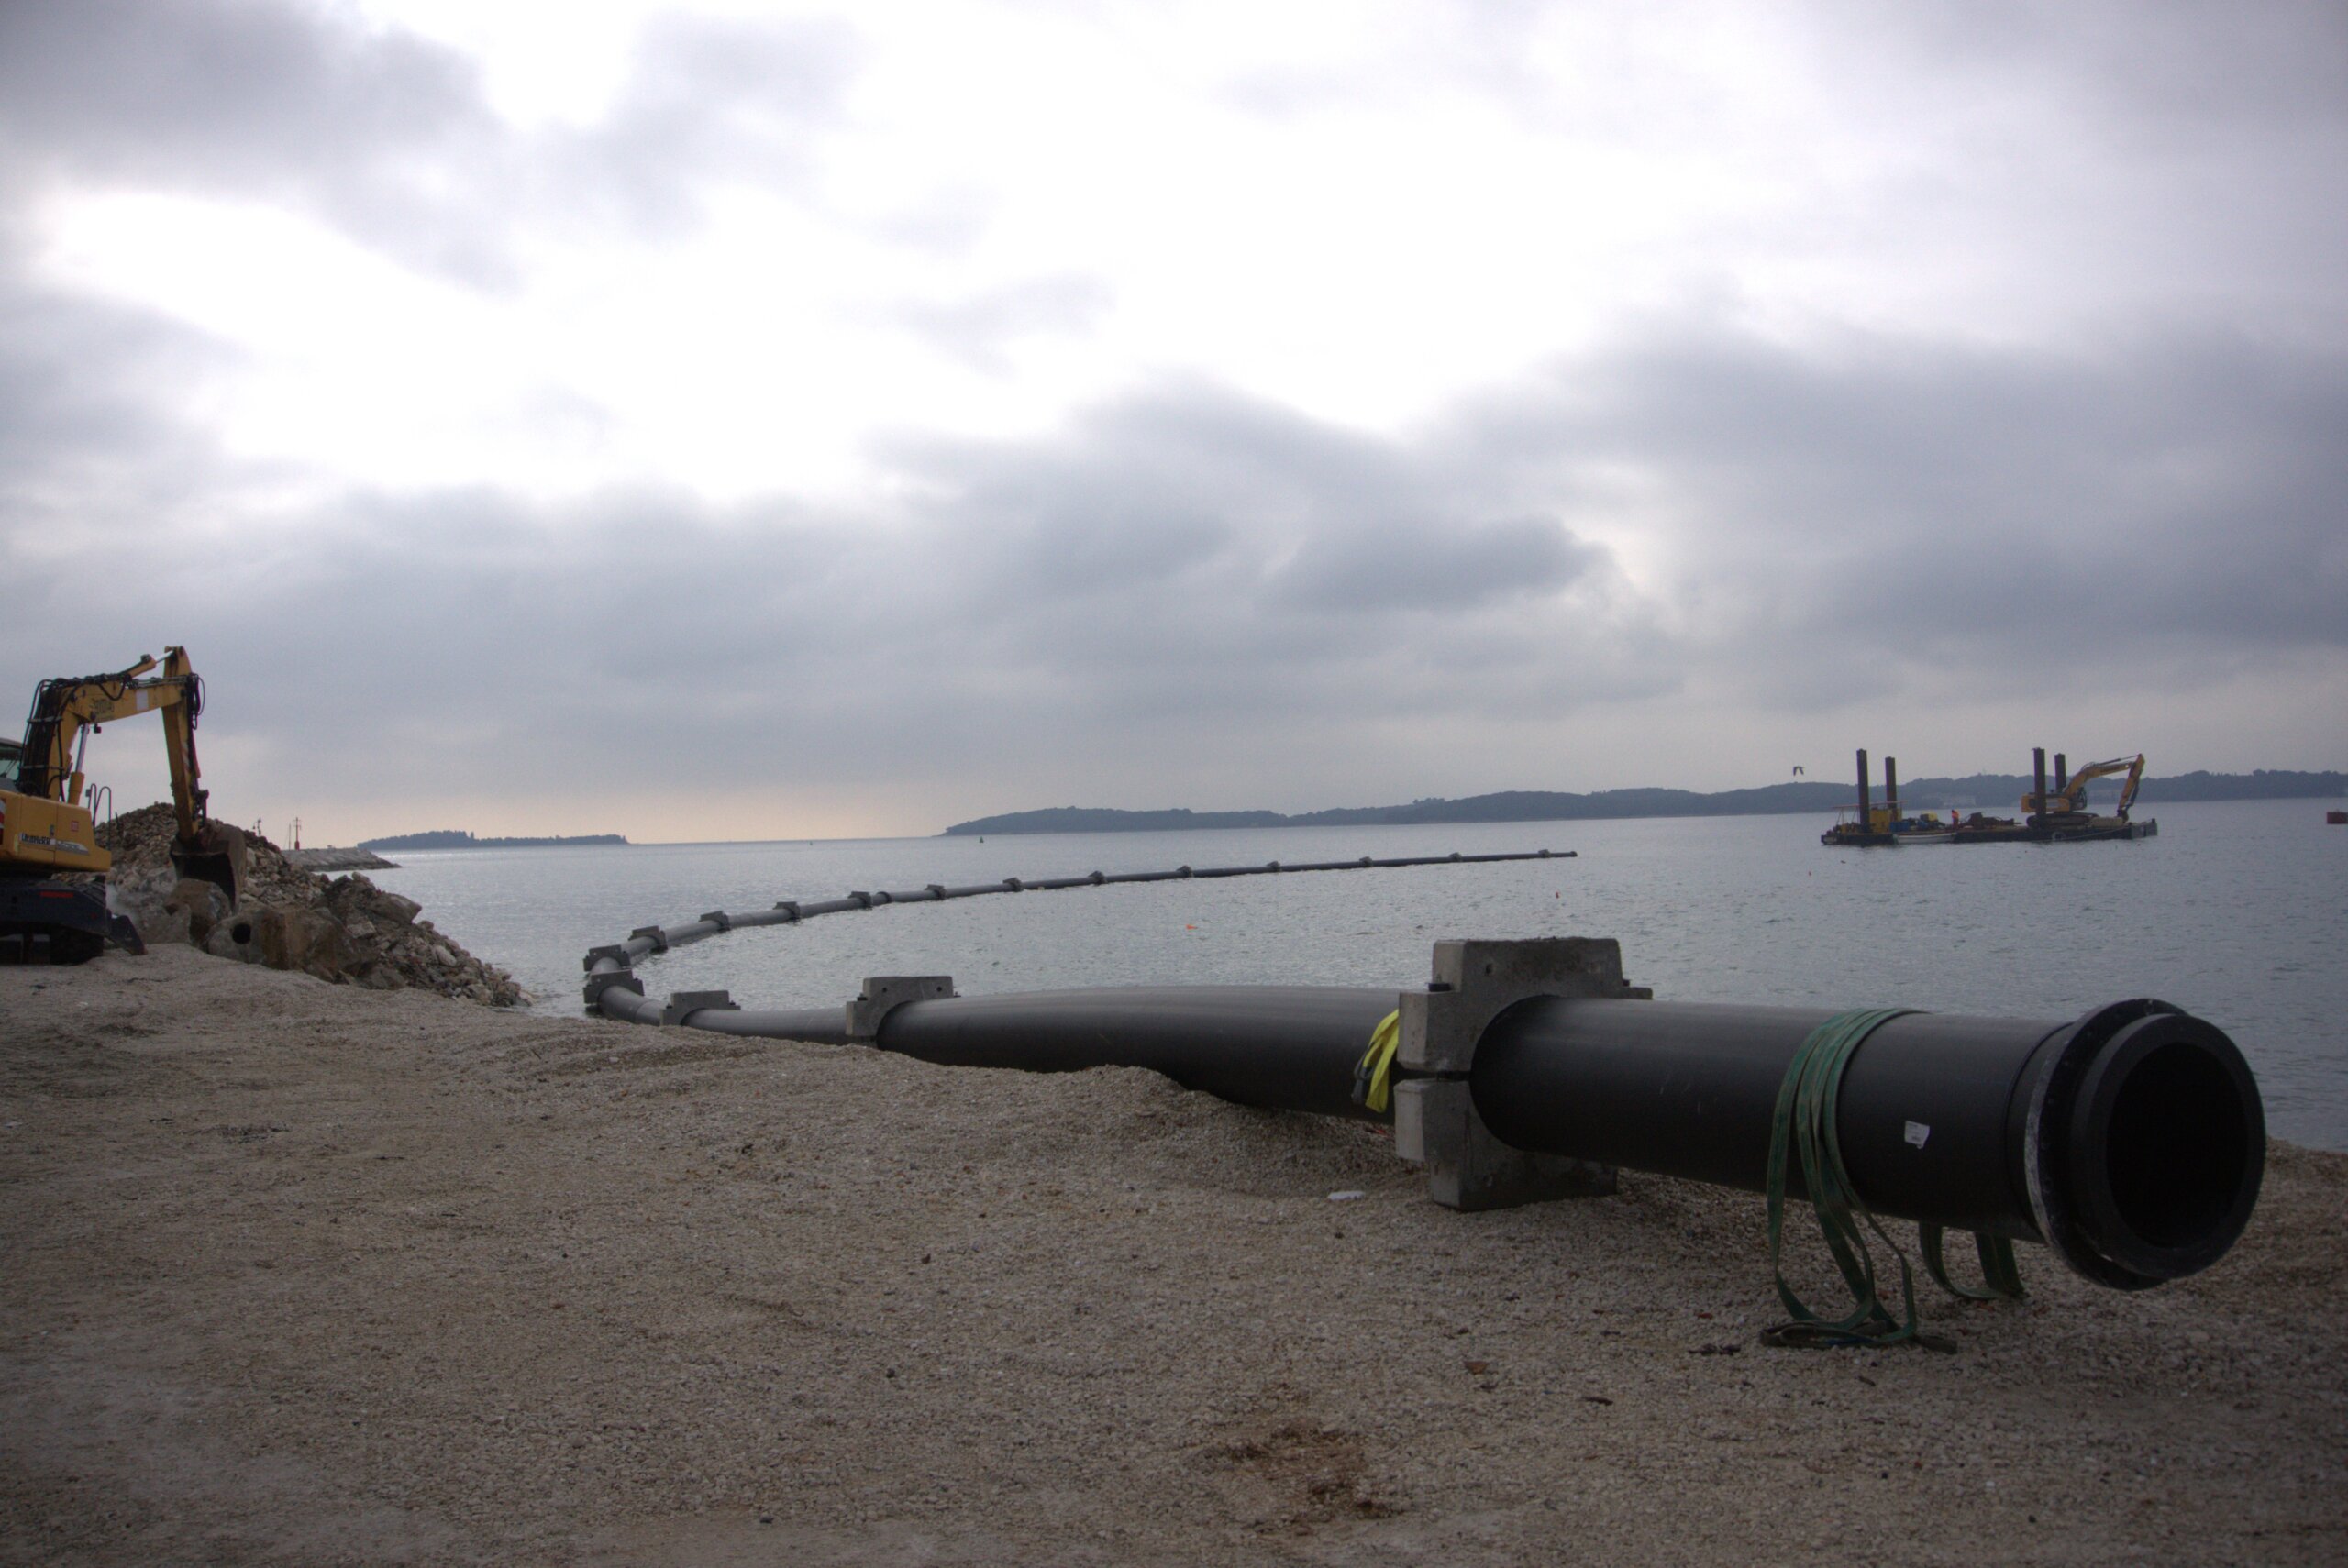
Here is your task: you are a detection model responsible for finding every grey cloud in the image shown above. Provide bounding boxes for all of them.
[1271,515,1593,613]
[1432,324,2348,713]
[887,382,1619,639]
[1827,2,2348,313]
[905,381,1422,522]
[3,364,1661,813]
[855,384,1659,739]
[1852,1,2348,134]
[540,13,861,236]
[0,0,486,177]
[0,0,863,282]
[1593,331,2345,654]
[6,298,2342,822]
[1401,0,2348,140]
[892,275,1114,374]
[0,249,240,534]
[0,0,509,282]
[863,184,997,257]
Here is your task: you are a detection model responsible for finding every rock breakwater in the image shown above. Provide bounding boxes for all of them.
[97,803,525,1006]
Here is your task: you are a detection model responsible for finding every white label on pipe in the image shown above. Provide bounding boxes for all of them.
[1904,1121,1931,1149]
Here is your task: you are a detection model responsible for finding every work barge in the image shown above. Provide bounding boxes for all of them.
[1822,747,2156,847]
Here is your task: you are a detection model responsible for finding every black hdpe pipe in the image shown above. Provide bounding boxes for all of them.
[590,983,1394,1121]
[877,987,1395,1120]
[580,843,2262,1289]
[603,975,2265,1289]
[1468,995,2263,1289]
[862,989,2261,1286]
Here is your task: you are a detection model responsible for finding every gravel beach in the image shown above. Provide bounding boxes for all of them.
[5,944,2342,1565]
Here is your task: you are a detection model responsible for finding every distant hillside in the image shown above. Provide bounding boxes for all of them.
[357,830,630,851]
[941,770,2346,836]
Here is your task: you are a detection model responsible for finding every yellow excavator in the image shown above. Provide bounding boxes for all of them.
[1,646,238,963]
[2022,754,2148,825]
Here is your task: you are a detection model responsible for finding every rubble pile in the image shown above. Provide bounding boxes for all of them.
[98,804,526,1006]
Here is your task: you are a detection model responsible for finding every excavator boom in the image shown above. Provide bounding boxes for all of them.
[2054,755,2146,819]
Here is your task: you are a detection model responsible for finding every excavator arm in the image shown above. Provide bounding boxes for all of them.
[2053,755,2146,819]
[2112,754,2146,818]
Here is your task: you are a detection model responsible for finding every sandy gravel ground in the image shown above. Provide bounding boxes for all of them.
[4,945,2343,1566]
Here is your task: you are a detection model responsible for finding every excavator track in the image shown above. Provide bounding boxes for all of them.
[0,878,143,964]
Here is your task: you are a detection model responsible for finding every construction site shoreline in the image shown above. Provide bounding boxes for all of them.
[4,945,2342,1563]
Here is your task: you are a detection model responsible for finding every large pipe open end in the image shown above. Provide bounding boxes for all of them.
[2027,1001,2265,1287]
[1468,994,2265,1288]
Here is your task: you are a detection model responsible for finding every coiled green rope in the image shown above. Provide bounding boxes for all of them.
[1761,1008,2024,1351]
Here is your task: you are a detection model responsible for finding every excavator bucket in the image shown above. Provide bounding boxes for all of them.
[107,911,147,956]
[171,822,244,906]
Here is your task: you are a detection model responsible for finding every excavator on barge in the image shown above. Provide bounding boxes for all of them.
[1821,746,2155,847]
[2021,749,2150,837]
[0,646,238,963]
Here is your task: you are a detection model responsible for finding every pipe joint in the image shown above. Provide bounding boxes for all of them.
[582,967,643,1013]
[663,989,738,1026]
[1397,938,1646,1075]
[847,975,957,1041]
[1391,938,1642,1211]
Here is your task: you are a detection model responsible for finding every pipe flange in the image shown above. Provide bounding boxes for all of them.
[2021,999,2168,1289]
[2023,999,2265,1288]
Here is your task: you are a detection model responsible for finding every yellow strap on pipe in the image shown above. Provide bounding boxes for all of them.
[1353,1009,1401,1114]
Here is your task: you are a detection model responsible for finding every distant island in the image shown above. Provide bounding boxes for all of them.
[942,769,2347,836]
[357,830,630,851]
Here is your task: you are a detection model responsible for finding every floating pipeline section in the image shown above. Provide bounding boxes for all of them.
[579,847,1573,1015]
[581,865,2265,1292]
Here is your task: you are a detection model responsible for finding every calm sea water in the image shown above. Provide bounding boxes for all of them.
[369,798,2348,1152]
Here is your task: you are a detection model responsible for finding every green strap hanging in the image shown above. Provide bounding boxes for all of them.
[1920,1221,2027,1303]
[1760,1006,2021,1351]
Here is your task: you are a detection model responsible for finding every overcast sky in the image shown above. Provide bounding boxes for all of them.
[4,0,2342,843]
